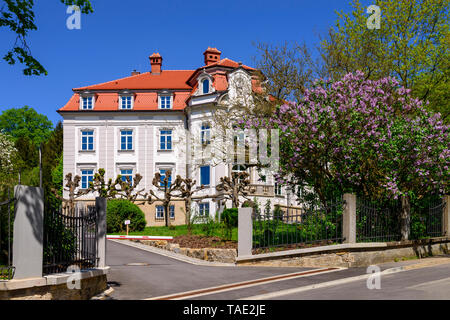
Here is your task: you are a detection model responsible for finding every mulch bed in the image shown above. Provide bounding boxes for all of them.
[172,235,237,249]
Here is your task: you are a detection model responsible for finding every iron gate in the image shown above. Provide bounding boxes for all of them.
[43,204,99,275]
[0,190,15,280]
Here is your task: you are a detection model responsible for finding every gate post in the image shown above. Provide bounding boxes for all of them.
[96,197,107,268]
[343,193,357,244]
[238,208,253,257]
[12,185,44,279]
[444,195,450,238]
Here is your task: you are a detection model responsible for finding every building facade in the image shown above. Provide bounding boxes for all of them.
[58,48,290,226]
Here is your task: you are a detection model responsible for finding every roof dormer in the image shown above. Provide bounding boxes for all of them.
[79,90,95,110]
[196,72,215,96]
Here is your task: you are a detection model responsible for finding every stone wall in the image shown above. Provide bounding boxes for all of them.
[237,238,450,268]
[0,268,109,300]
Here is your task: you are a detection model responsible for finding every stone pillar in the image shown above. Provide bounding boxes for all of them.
[12,185,44,279]
[96,197,107,268]
[238,208,253,257]
[343,193,357,244]
[443,195,450,238]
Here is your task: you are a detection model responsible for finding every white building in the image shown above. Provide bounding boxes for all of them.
[58,48,291,226]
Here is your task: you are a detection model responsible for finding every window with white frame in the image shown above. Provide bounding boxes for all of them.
[275,183,282,196]
[159,95,172,109]
[81,96,93,110]
[120,130,133,150]
[81,130,94,151]
[120,95,133,110]
[232,164,248,183]
[199,203,209,216]
[159,130,172,150]
[202,79,210,94]
[81,170,94,189]
[156,206,164,220]
[120,169,133,185]
[201,123,211,145]
[155,205,174,220]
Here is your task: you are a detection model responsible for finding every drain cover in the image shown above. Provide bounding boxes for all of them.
[126,263,150,266]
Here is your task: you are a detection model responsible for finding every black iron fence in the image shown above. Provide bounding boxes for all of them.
[252,198,344,251]
[0,190,15,280]
[356,198,402,242]
[410,195,445,239]
[43,204,99,275]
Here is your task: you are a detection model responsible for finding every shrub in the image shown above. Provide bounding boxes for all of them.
[107,199,146,233]
[221,208,238,227]
[221,208,238,240]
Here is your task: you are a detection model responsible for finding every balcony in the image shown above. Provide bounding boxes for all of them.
[248,184,275,197]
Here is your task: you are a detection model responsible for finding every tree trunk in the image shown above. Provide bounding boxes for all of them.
[400,195,411,241]
[185,199,192,234]
[164,204,170,227]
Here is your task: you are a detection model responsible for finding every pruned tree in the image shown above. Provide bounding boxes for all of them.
[113,173,147,203]
[147,170,183,227]
[177,177,211,232]
[51,173,90,215]
[85,168,147,203]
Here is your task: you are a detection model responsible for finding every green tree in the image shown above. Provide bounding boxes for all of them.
[321,0,450,122]
[0,0,93,76]
[43,122,63,211]
[0,132,19,191]
[0,106,53,145]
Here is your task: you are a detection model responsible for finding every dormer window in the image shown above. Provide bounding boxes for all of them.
[120,95,133,110]
[202,79,210,94]
[81,96,93,110]
[159,94,172,109]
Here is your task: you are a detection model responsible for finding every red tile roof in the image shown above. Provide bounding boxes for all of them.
[74,70,194,91]
[59,52,259,113]
[202,58,255,71]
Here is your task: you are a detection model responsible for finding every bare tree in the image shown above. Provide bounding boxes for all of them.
[177,177,212,232]
[51,173,90,215]
[216,171,255,208]
[147,170,183,227]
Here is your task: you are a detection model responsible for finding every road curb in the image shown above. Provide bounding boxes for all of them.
[91,286,115,300]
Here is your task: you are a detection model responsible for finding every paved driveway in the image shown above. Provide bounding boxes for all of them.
[106,240,450,300]
[106,240,320,300]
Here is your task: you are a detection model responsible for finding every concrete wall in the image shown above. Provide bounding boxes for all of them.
[236,238,450,268]
[0,269,108,300]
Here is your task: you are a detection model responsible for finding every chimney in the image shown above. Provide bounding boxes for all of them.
[203,47,221,66]
[149,53,162,74]
[131,70,140,76]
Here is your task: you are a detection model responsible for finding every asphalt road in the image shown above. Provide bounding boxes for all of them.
[106,240,450,300]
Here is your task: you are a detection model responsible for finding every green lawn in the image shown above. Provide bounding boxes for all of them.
[109,223,238,241]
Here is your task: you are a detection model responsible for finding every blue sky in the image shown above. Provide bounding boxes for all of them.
[0,0,364,126]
